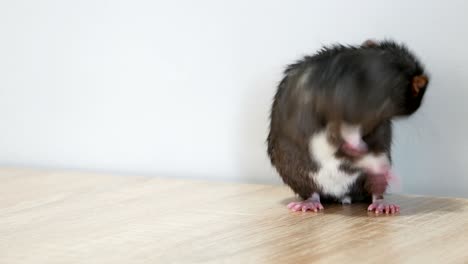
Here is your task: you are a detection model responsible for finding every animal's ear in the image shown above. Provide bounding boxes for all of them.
[411,75,428,96]
[362,39,378,47]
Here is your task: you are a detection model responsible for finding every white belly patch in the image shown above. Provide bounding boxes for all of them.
[309,162,359,198]
[309,131,360,198]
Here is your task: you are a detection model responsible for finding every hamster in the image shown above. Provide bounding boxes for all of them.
[267,39,429,214]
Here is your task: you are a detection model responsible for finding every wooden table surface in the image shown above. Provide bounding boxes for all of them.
[1,168,467,264]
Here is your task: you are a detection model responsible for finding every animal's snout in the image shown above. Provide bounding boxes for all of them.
[340,123,368,157]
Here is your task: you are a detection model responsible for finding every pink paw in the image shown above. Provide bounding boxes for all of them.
[341,141,368,157]
[368,200,400,214]
[287,200,324,212]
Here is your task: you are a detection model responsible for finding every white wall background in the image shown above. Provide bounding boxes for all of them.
[1,0,467,197]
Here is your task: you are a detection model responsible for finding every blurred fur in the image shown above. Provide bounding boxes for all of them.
[267,39,428,201]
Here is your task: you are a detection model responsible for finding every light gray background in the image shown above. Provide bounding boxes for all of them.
[1,0,467,197]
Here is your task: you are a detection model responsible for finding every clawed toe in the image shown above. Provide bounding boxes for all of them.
[287,201,324,212]
[368,201,400,214]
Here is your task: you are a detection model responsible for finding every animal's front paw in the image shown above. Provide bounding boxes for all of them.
[287,200,324,212]
[367,199,400,214]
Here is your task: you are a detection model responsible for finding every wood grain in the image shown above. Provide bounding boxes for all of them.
[0,168,467,264]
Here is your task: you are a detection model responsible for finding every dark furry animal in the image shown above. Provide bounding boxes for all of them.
[267,39,429,214]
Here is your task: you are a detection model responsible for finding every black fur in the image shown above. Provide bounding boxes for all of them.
[267,39,428,201]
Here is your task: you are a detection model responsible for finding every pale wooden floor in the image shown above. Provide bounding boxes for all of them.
[1,168,467,264]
